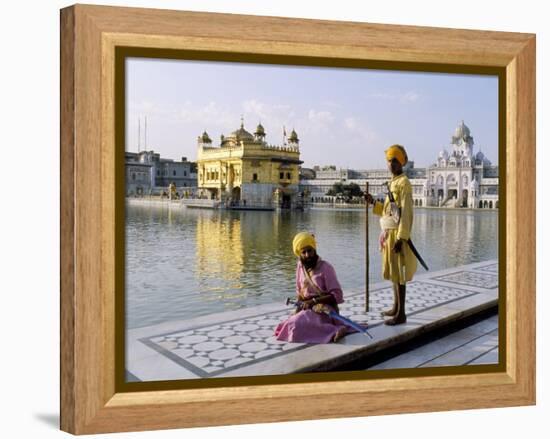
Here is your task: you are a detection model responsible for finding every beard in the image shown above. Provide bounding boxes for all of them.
[301,253,319,270]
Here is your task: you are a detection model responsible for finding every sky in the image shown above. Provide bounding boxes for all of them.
[126,58,499,169]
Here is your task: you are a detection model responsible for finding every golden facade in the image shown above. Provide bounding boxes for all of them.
[196,121,303,208]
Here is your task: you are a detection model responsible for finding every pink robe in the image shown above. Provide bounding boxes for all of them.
[274,258,350,343]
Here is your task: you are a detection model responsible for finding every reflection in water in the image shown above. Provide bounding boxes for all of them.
[126,204,498,329]
[195,214,244,300]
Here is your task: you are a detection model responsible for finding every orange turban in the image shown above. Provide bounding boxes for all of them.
[385,144,408,166]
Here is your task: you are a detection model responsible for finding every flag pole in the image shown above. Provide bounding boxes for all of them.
[365,181,370,313]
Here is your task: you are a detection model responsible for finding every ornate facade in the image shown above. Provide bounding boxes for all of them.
[301,121,499,209]
[422,120,499,208]
[196,120,304,208]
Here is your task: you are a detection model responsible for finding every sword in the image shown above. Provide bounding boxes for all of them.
[285,298,373,339]
[405,239,429,271]
[327,311,373,339]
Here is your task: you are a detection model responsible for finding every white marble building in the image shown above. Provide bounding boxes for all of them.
[423,120,498,208]
[300,121,499,209]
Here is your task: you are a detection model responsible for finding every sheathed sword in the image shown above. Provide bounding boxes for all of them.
[285,298,373,339]
[384,181,429,271]
[405,238,429,271]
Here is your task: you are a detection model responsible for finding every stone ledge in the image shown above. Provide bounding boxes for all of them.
[126,260,498,381]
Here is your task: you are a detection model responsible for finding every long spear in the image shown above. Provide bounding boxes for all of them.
[365,181,369,313]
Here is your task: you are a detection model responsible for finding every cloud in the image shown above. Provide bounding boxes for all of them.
[242,99,295,120]
[241,99,298,141]
[343,116,378,143]
[178,101,235,128]
[369,90,421,103]
[402,91,420,102]
[128,99,236,129]
[307,109,335,126]
[242,99,266,118]
[128,100,170,119]
[129,98,305,145]
[344,117,358,130]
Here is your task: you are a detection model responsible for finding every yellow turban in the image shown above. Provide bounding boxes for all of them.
[292,232,316,257]
[385,144,408,166]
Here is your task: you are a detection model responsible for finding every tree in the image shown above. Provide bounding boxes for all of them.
[345,183,363,199]
[326,182,344,197]
[326,182,363,201]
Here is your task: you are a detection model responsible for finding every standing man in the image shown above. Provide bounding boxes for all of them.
[274,232,350,343]
[365,144,417,325]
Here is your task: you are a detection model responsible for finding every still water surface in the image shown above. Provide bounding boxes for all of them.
[126,203,498,329]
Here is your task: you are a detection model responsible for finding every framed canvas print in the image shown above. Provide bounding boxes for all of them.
[60,4,536,435]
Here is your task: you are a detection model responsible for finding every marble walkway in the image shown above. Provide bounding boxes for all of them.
[367,314,499,370]
[127,259,499,381]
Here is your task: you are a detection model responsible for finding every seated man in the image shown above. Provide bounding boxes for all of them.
[274,232,350,343]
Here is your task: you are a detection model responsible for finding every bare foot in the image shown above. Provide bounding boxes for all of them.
[332,327,347,342]
[380,307,397,317]
[384,314,407,326]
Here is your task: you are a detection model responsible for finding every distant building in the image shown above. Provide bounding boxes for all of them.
[196,119,304,208]
[125,150,197,196]
[426,120,499,208]
[299,167,316,180]
[302,163,414,202]
[301,121,499,209]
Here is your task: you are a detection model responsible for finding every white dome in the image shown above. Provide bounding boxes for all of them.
[439,149,449,159]
[475,151,485,161]
[455,120,471,138]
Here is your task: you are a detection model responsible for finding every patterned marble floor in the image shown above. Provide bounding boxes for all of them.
[135,262,497,379]
[432,271,498,289]
[473,263,499,274]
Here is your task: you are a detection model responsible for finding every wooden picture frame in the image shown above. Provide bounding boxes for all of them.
[60,4,535,434]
